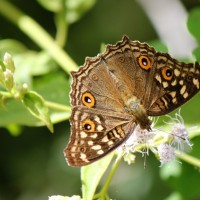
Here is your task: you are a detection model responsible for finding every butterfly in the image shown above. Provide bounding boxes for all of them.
[64,35,200,166]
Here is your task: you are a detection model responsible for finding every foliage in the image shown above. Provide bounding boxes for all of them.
[0,1,200,200]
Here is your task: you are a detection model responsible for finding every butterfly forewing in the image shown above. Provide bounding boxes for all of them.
[70,55,125,112]
[103,36,156,102]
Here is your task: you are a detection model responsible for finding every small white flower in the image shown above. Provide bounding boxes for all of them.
[117,122,159,165]
[133,125,154,144]
[69,195,81,200]
[123,153,136,165]
[171,123,192,149]
[117,110,198,167]
[165,110,193,150]
[48,195,81,200]
[119,125,155,154]
[157,143,176,165]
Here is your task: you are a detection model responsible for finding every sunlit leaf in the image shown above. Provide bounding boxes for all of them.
[37,0,62,12]
[192,46,200,62]
[22,91,53,132]
[164,192,182,200]
[81,152,114,200]
[159,161,182,180]
[66,0,97,24]
[6,124,22,136]
[0,39,27,58]
[0,73,70,127]
[37,0,97,24]
[148,40,168,52]
[14,51,57,84]
[187,7,200,41]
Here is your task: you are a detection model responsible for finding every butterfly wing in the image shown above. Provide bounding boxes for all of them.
[65,106,134,166]
[66,37,154,166]
[67,45,135,166]
[101,36,156,102]
[70,55,125,112]
[66,36,200,166]
[70,36,158,111]
[146,53,200,116]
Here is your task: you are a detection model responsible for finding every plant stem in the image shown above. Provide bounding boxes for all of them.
[45,101,71,112]
[0,0,77,73]
[176,151,200,168]
[99,155,123,198]
[0,91,13,98]
[189,131,200,139]
[55,3,68,47]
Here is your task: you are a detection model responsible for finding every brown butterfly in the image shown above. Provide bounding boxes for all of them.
[64,36,200,166]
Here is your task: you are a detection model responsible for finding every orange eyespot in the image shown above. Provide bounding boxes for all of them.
[82,119,95,132]
[161,66,173,80]
[138,55,151,70]
[81,92,95,108]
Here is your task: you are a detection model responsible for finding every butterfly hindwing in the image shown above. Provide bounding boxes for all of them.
[65,106,134,166]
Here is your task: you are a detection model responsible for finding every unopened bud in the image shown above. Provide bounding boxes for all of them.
[3,53,15,73]
[3,69,14,91]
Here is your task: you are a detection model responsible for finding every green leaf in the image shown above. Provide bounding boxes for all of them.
[6,124,22,136]
[0,72,70,127]
[187,7,200,41]
[81,152,114,200]
[37,0,63,12]
[148,40,168,52]
[14,51,57,84]
[164,192,182,200]
[0,39,27,58]
[22,91,53,132]
[37,0,97,24]
[66,0,97,24]
[192,46,200,62]
[159,161,182,180]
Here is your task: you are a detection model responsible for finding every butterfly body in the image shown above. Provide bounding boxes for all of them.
[65,36,200,166]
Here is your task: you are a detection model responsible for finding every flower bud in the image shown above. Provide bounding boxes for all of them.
[3,53,15,73]
[3,69,14,91]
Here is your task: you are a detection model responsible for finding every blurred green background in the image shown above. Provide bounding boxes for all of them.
[0,0,200,200]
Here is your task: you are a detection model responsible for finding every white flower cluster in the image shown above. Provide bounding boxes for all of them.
[48,195,81,200]
[118,110,196,166]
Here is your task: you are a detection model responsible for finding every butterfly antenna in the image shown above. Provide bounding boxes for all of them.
[155,127,186,141]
